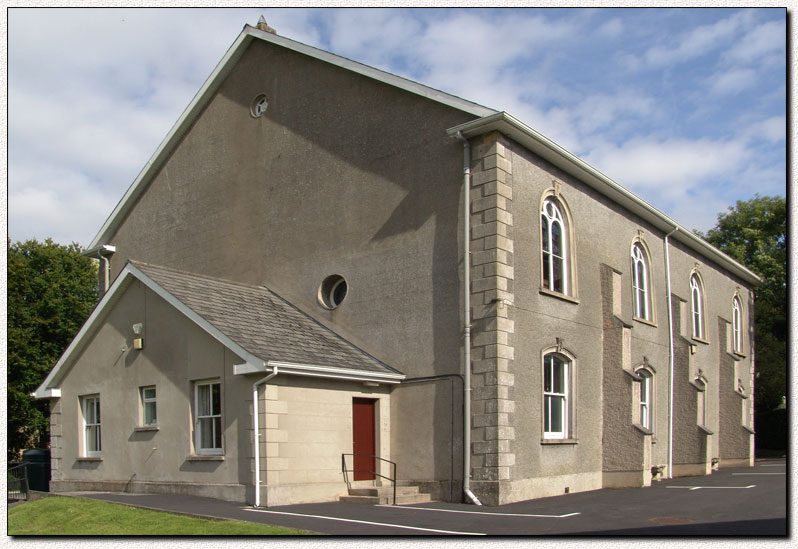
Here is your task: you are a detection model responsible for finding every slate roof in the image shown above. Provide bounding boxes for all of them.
[132,261,402,377]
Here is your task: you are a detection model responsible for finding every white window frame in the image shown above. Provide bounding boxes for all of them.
[639,371,652,430]
[81,395,102,457]
[541,198,569,295]
[631,243,650,320]
[695,378,707,428]
[732,296,743,353]
[690,274,704,340]
[543,352,570,440]
[140,386,157,426]
[194,380,223,455]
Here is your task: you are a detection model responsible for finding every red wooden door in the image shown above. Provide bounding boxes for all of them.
[352,398,376,480]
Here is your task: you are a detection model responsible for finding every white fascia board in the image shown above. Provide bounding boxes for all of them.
[33,267,139,398]
[127,264,266,370]
[233,362,267,376]
[32,388,61,399]
[264,360,405,384]
[448,112,761,286]
[87,26,496,252]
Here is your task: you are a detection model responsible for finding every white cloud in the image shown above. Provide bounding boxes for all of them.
[6,8,786,245]
[9,165,117,245]
[708,68,757,96]
[597,17,623,38]
[726,19,786,64]
[643,10,752,67]
[742,116,787,144]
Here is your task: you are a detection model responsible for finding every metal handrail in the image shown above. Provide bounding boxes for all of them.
[8,463,29,502]
[341,454,397,505]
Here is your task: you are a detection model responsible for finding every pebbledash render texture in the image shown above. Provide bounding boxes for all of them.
[35,21,759,507]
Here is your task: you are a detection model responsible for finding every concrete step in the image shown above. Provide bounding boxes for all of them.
[340,484,432,505]
[348,486,420,497]
[339,492,432,505]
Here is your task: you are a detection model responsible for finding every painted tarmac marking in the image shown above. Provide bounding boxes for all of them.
[244,508,485,535]
[377,505,580,518]
[760,464,785,467]
[667,485,755,490]
[732,472,786,475]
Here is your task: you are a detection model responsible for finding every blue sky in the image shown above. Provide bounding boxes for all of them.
[7,7,787,246]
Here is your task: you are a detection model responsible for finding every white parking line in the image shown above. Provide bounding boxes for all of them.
[244,508,486,535]
[377,505,579,518]
[732,472,786,475]
[760,464,786,467]
[667,485,755,490]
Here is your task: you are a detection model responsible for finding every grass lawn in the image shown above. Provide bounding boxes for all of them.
[8,496,315,535]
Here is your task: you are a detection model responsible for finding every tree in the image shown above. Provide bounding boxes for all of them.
[700,195,787,446]
[7,239,98,460]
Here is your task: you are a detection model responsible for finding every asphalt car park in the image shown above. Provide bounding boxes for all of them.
[71,458,787,535]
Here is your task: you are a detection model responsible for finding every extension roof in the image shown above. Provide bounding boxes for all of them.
[85,23,760,286]
[33,261,404,398]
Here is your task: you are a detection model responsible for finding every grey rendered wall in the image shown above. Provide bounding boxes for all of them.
[51,282,252,502]
[472,131,755,502]
[103,39,475,491]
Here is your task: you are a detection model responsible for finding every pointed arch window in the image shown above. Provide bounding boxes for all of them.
[690,274,705,339]
[541,197,568,295]
[732,296,743,353]
[631,243,652,321]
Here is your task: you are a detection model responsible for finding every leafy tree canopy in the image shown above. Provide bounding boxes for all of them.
[8,239,98,460]
[700,195,787,416]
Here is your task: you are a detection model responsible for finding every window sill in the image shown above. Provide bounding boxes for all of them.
[134,425,160,432]
[633,424,654,436]
[187,455,225,461]
[698,425,714,435]
[691,336,710,345]
[733,350,747,359]
[633,316,657,328]
[539,288,579,304]
[77,457,103,461]
[541,438,578,445]
[743,425,755,434]
[735,390,749,400]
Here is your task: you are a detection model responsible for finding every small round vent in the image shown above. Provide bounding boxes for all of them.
[318,275,348,309]
[250,94,269,118]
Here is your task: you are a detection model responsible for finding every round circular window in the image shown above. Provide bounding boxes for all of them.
[318,274,348,309]
[250,94,269,118]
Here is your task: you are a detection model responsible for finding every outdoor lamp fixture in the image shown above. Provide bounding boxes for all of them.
[132,323,144,350]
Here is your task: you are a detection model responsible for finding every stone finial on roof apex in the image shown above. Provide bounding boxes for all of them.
[256,15,276,34]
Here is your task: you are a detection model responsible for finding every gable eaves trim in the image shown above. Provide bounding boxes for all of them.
[245,26,497,119]
[32,263,265,399]
[127,263,266,370]
[86,29,254,253]
[447,112,761,287]
[234,360,405,384]
[33,266,138,398]
[87,26,496,254]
